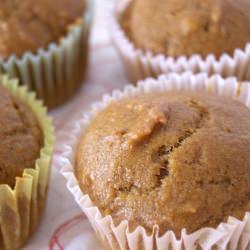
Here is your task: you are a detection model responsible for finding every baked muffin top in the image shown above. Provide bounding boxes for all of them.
[0,85,43,187]
[0,0,85,59]
[121,0,250,57]
[76,91,250,235]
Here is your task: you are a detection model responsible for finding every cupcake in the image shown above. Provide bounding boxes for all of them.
[0,0,93,109]
[60,72,250,250]
[111,0,250,82]
[0,75,54,250]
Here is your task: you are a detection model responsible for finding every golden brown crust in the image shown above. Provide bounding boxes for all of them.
[76,91,250,235]
[0,85,43,187]
[121,0,250,58]
[0,0,85,59]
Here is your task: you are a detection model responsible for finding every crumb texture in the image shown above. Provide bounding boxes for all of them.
[0,0,85,59]
[121,0,250,57]
[0,85,43,187]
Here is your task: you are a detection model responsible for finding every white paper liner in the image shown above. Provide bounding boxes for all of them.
[109,0,250,84]
[58,72,250,250]
[0,0,94,109]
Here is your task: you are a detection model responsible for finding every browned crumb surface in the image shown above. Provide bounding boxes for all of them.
[0,85,43,187]
[76,91,250,235]
[121,0,250,58]
[0,0,85,59]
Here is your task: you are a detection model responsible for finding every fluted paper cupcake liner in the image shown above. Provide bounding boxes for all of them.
[0,75,54,250]
[58,72,250,250]
[0,0,94,109]
[109,0,250,83]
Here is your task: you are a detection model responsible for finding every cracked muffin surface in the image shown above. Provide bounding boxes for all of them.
[0,85,43,187]
[76,91,250,235]
[121,0,250,57]
[0,0,85,59]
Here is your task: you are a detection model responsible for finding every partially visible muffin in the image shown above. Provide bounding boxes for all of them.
[121,0,250,57]
[0,0,85,59]
[0,0,90,109]
[76,91,250,235]
[0,84,43,187]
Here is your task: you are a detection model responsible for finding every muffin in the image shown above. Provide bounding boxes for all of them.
[0,75,54,250]
[60,73,250,249]
[76,91,250,235]
[0,85,43,187]
[122,0,250,58]
[111,0,250,82]
[0,0,93,108]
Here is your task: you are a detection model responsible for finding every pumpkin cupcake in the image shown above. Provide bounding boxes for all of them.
[0,0,93,108]
[0,75,54,250]
[60,72,250,250]
[111,0,250,82]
